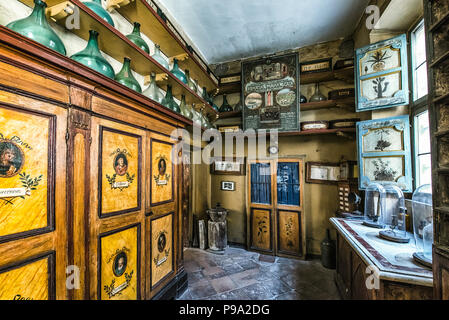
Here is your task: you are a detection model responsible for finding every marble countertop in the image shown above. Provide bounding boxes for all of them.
[330,217,433,287]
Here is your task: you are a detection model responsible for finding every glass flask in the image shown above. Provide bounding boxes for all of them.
[151,44,169,70]
[192,108,202,126]
[185,70,197,92]
[300,94,308,103]
[202,87,219,111]
[126,22,149,54]
[378,185,409,243]
[233,97,243,112]
[219,94,233,113]
[82,0,115,27]
[412,184,433,267]
[71,30,115,79]
[363,183,387,228]
[161,85,180,113]
[114,57,142,93]
[179,95,192,119]
[6,0,67,55]
[309,83,327,102]
[170,58,187,84]
[142,72,163,104]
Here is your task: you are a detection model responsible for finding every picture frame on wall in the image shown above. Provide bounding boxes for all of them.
[356,115,413,192]
[210,157,246,175]
[355,34,409,112]
[221,181,236,191]
[306,162,341,184]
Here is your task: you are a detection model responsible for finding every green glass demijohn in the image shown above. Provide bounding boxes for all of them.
[184,69,197,92]
[192,108,201,126]
[142,72,163,104]
[202,87,219,111]
[161,85,180,113]
[170,58,188,84]
[151,44,169,70]
[71,30,115,79]
[82,0,115,27]
[126,22,149,54]
[179,95,192,119]
[115,57,142,93]
[6,0,66,55]
[219,94,233,113]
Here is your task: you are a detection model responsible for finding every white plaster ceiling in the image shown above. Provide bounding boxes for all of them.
[156,0,371,64]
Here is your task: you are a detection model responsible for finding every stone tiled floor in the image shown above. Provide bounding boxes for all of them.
[178,247,341,300]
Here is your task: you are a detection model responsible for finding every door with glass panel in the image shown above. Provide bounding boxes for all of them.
[247,159,304,258]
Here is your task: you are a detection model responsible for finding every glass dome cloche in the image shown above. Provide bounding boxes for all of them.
[363,183,387,229]
[378,185,409,243]
[82,0,115,27]
[412,184,433,268]
[6,0,67,56]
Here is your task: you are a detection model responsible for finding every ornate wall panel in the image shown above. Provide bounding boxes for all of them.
[150,212,174,289]
[98,127,142,217]
[250,208,272,253]
[277,210,302,256]
[0,252,55,300]
[98,224,140,300]
[150,139,174,206]
[0,105,55,243]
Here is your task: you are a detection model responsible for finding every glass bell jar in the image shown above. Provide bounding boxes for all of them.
[71,30,115,79]
[363,183,387,228]
[142,72,163,104]
[412,184,433,267]
[114,58,142,93]
[378,185,409,243]
[7,0,67,55]
[82,0,115,27]
[126,22,149,54]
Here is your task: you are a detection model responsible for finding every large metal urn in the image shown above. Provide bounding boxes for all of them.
[206,203,229,254]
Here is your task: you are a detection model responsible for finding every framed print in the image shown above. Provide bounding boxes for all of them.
[221,181,235,191]
[306,162,340,184]
[150,212,174,289]
[98,127,142,218]
[242,52,300,132]
[210,157,246,175]
[98,224,140,300]
[355,34,409,112]
[357,115,412,192]
[150,139,174,206]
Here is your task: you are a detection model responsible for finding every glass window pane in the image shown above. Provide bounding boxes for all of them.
[417,154,432,187]
[414,24,426,66]
[415,62,428,100]
[417,111,431,154]
[277,162,300,206]
[251,163,271,204]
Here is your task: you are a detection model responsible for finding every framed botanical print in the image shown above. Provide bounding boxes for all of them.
[355,34,409,112]
[357,115,413,192]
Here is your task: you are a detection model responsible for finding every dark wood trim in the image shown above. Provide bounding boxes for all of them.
[97,223,141,300]
[98,126,142,218]
[249,208,274,254]
[0,251,56,300]
[276,209,303,257]
[150,138,175,207]
[150,211,175,291]
[0,103,56,244]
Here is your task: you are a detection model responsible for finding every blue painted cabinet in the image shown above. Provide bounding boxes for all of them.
[356,115,413,192]
[355,34,409,112]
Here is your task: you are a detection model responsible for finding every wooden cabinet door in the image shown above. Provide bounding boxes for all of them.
[0,94,67,300]
[88,116,146,300]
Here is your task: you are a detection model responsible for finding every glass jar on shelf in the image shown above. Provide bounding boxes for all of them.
[363,183,387,228]
[412,184,433,267]
[126,22,149,54]
[378,185,409,243]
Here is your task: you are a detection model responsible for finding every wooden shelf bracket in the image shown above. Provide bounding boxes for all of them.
[47,1,75,22]
[106,0,135,12]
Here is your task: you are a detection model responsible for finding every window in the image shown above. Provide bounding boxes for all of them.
[412,20,428,101]
[414,111,432,187]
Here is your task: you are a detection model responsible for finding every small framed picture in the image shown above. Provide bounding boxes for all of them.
[221,181,235,191]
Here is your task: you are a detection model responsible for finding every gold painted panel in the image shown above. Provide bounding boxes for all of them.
[99,225,140,300]
[151,140,173,205]
[0,106,51,238]
[100,127,141,216]
[251,209,271,251]
[0,255,50,300]
[151,213,173,287]
[278,210,301,255]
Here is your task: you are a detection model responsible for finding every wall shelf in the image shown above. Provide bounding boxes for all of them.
[429,11,449,32]
[301,98,355,111]
[430,49,449,68]
[218,110,242,119]
[301,67,355,84]
[279,128,355,137]
[17,0,218,117]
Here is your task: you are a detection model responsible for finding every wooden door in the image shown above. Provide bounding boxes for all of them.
[247,158,304,258]
[0,94,67,300]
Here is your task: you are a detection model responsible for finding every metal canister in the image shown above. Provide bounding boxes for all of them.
[320,229,336,269]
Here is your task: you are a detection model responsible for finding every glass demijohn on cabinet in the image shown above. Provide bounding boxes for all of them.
[412,184,433,267]
[114,57,142,93]
[161,85,180,113]
[82,0,115,27]
[378,185,409,243]
[142,72,164,104]
[126,22,150,54]
[151,44,169,70]
[363,183,387,228]
[170,58,188,84]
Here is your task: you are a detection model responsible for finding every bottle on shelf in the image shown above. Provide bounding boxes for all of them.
[185,70,197,92]
[6,0,66,55]
[170,58,188,84]
[142,72,164,104]
[179,95,193,119]
[126,22,150,54]
[71,30,115,79]
[161,85,180,113]
[309,83,327,102]
[82,0,115,27]
[300,93,308,103]
[219,94,233,113]
[202,87,219,111]
[114,57,142,93]
[151,44,169,70]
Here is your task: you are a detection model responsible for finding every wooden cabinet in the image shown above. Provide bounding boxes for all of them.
[0,26,188,300]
